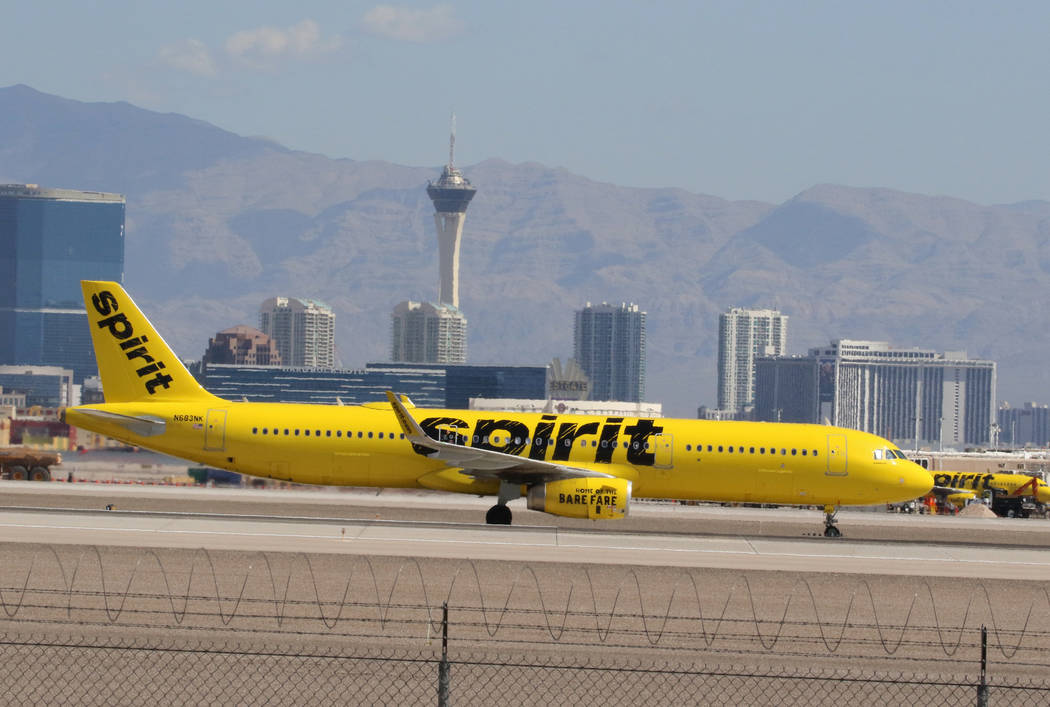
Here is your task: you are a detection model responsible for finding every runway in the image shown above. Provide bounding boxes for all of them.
[3,481,1050,684]
[1,502,1049,580]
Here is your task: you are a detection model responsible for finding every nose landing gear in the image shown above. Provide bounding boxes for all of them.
[823,504,841,538]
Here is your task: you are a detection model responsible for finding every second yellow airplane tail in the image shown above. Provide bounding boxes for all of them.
[82,281,221,404]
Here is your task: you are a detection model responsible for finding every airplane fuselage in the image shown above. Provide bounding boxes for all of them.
[66,400,929,507]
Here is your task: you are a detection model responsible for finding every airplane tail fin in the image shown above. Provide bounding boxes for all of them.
[81,281,221,404]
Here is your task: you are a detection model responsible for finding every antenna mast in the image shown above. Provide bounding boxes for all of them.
[449,112,456,168]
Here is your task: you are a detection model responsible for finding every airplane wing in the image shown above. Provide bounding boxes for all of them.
[73,409,167,437]
[385,391,613,485]
[930,486,975,496]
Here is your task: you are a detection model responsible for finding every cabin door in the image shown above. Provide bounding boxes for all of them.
[826,433,847,476]
[205,409,227,452]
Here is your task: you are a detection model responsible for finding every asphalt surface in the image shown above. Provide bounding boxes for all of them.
[1,480,1049,699]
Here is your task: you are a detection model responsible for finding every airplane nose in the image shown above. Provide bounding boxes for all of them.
[900,464,934,500]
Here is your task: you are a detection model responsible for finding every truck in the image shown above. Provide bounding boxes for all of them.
[0,447,61,481]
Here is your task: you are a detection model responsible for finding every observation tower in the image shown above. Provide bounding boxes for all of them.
[425,119,476,308]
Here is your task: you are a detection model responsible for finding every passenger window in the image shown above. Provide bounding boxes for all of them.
[686,444,691,451]
[357,431,363,438]
[400,434,405,439]
[781,449,787,455]
[707,445,713,452]
[305,430,310,436]
[580,440,587,447]
[727,446,733,454]
[284,429,290,435]
[336,431,341,438]
[378,432,384,439]
[791,449,797,456]
[802,449,807,456]
[749,447,755,454]
[294,430,300,436]
[316,430,321,437]
[769,448,775,455]
[717,446,723,452]
[368,432,373,438]
[813,450,818,456]
[252,427,258,434]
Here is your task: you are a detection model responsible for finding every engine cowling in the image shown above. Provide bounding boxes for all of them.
[526,477,632,520]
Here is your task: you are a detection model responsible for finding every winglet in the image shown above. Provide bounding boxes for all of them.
[386,390,428,441]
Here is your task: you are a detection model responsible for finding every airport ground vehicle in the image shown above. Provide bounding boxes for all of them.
[991,491,1047,518]
[0,447,61,481]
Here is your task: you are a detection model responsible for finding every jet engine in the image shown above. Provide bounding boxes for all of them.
[526,477,632,520]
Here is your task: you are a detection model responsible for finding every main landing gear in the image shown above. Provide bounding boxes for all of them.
[485,504,512,525]
[485,480,519,525]
[823,504,841,538]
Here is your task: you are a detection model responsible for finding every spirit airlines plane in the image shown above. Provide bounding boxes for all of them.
[63,282,934,537]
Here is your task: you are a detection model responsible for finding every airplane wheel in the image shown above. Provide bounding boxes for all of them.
[7,465,27,481]
[29,467,50,482]
[823,525,841,538]
[485,504,512,525]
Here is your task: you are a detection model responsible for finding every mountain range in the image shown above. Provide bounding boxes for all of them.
[2,84,1048,417]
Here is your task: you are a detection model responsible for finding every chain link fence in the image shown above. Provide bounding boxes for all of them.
[1,631,1048,706]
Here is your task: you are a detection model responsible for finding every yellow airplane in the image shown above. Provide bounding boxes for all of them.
[932,471,1050,517]
[63,281,934,537]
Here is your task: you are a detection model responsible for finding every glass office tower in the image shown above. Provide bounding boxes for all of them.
[0,185,125,382]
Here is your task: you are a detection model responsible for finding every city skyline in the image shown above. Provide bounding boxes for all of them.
[2,86,1048,416]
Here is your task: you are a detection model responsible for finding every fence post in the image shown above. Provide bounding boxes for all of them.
[438,601,450,707]
[977,624,988,707]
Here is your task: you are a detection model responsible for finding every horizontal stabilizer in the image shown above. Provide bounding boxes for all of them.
[75,409,167,437]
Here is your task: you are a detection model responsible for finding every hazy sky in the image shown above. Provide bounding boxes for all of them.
[3,1,1049,205]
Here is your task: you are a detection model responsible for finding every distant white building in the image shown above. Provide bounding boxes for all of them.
[391,300,467,364]
[470,398,662,418]
[717,307,788,413]
[755,339,997,448]
[259,297,335,369]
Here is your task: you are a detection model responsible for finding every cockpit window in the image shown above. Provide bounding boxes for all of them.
[873,449,884,460]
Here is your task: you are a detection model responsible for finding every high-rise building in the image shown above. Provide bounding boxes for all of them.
[0,184,125,382]
[425,120,476,308]
[997,402,1050,448]
[391,300,467,364]
[753,355,818,423]
[574,302,646,402]
[754,340,997,448]
[259,297,335,369]
[203,326,281,366]
[717,307,788,413]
